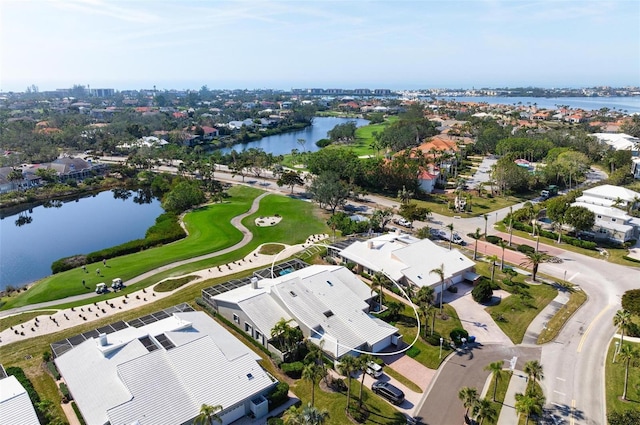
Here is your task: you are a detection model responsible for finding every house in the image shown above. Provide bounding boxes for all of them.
[417,167,440,194]
[50,157,107,181]
[592,133,640,154]
[53,308,276,425]
[205,265,400,362]
[572,185,640,243]
[0,365,41,425]
[335,233,477,296]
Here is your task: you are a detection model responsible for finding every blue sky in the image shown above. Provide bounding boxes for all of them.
[1,0,638,91]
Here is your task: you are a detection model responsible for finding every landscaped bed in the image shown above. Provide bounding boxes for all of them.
[153,275,199,293]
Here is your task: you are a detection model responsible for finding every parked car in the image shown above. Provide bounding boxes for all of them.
[394,218,411,227]
[372,381,405,405]
[366,361,383,378]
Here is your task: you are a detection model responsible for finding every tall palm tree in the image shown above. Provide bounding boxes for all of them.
[418,302,432,338]
[356,353,374,408]
[302,363,327,407]
[430,264,446,313]
[473,397,497,425]
[508,206,514,246]
[515,390,544,425]
[484,361,504,402]
[497,239,507,271]
[193,403,223,425]
[523,360,544,384]
[271,317,293,353]
[618,343,638,400]
[415,285,435,306]
[470,227,482,260]
[457,386,478,419]
[487,254,499,283]
[370,272,387,309]
[613,309,632,349]
[337,355,358,411]
[398,185,413,205]
[483,214,489,238]
[446,223,454,250]
[519,251,551,282]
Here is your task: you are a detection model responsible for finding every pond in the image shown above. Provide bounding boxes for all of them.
[0,189,164,291]
[220,116,370,156]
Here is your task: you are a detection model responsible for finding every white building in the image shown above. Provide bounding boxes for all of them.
[592,133,640,152]
[0,366,41,425]
[54,311,276,425]
[207,265,400,361]
[572,185,640,243]
[337,233,477,295]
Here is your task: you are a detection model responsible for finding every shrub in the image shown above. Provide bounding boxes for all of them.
[46,361,60,380]
[406,346,421,358]
[267,418,284,425]
[625,321,640,338]
[450,328,469,346]
[517,244,535,254]
[267,382,290,409]
[486,235,502,244]
[6,367,41,413]
[59,382,72,402]
[622,289,640,315]
[72,401,87,425]
[42,351,51,362]
[424,331,443,346]
[51,255,87,274]
[328,377,347,392]
[280,361,304,378]
[623,255,640,264]
[472,281,494,303]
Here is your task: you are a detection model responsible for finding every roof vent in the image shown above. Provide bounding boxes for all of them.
[326,280,333,287]
[98,333,107,346]
[289,291,297,297]
[323,310,334,318]
[251,277,259,289]
[247,373,254,380]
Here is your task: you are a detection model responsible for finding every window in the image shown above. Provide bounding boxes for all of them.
[255,331,262,342]
[612,218,616,222]
[597,215,602,219]
[233,314,239,324]
[245,323,253,334]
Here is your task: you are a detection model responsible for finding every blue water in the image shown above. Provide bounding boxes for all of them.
[433,96,640,113]
[0,190,163,290]
[220,116,370,156]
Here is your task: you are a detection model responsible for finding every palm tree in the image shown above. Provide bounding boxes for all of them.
[356,353,374,408]
[458,386,478,419]
[337,355,358,411]
[497,239,507,271]
[613,309,632,350]
[398,185,413,205]
[418,302,432,338]
[301,402,329,425]
[508,206,514,246]
[484,361,504,402]
[473,397,497,425]
[470,227,482,260]
[483,214,489,238]
[430,264,446,313]
[519,251,551,282]
[282,405,303,425]
[487,254,499,283]
[446,223,454,250]
[515,390,544,425]
[271,317,293,353]
[370,272,387,309]
[523,360,544,384]
[415,285,435,306]
[302,363,327,407]
[618,343,638,400]
[193,403,223,425]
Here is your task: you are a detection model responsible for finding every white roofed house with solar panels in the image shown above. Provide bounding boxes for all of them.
[204,263,401,363]
[52,304,277,425]
[332,232,478,301]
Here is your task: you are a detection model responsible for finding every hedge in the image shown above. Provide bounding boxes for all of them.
[512,221,597,250]
[72,401,87,425]
[46,361,60,380]
[280,361,304,378]
[267,382,290,410]
[450,328,469,346]
[486,235,502,244]
[60,382,72,401]
[517,244,535,254]
[51,212,185,273]
[6,366,45,423]
[623,255,640,264]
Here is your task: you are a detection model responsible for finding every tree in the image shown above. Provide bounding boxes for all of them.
[470,228,482,260]
[608,410,640,425]
[446,223,454,250]
[472,281,493,303]
[399,202,429,228]
[277,170,305,193]
[458,386,478,420]
[309,172,350,214]
[484,361,504,402]
[523,360,544,384]
[472,397,497,425]
[271,318,294,353]
[497,239,507,271]
[338,355,358,410]
[613,309,632,349]
[162,180,205,213]
[193,403,223,425]
[563,205,595,233]
[397,185,414,205]
[483,214,489,238]
[487,254,499,283]
[618,343,638,401]
[372,208,393,230]
[282,405,304,425]
[515,389,544,425]
[302,363,327,407]
[519,251,551,282]
[621,289,640,315]
[301,402,329,425]
[371,272,388,308]
[356,353,374,408]
[430,264,446,313]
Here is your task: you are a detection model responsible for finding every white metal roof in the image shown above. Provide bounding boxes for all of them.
[571,201,632,221]
[55,311,271,425]
[592,133,639,151]
[0,375,41,425]
[580,184,640,203]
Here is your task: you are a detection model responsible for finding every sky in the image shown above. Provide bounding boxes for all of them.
[1,0,639,92]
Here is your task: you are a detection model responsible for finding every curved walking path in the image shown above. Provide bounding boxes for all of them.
[0,192,268,318]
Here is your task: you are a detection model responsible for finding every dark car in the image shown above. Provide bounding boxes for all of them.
[372,381,405,405]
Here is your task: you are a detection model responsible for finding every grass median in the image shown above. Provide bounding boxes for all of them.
[606,340,640,416]
[537,287,587,344]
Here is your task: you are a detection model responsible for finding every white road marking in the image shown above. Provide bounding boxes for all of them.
[556,377,566,381]
[568,272,579,282]
[554,390,566,396]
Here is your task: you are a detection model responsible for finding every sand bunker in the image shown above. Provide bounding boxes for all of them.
[255,216,282,227]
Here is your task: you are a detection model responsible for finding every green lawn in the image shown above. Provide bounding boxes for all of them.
[2,187,329,310]
[606,340,640,416]
[537,288,587,344]
[482,370,512,425]
[415,194,524,218]
[477,262,558,344]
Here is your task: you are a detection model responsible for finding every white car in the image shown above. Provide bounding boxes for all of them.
[395,218,411,227]
[366,361,383,378]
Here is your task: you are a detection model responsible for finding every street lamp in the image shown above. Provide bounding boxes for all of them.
[613,341,620,363]
[439,337,444,359]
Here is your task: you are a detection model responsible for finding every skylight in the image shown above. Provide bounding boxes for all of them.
[289,291,297,297]
[326,280,333,286]
[323,310,334,318]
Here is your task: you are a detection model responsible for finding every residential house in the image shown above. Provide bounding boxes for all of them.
[417,167,440,194]
[0,365,41,425]
[54,309,276,425]
[592,133,640,154]
[205,265,400,362]
[50,157,107,181]
[335,233,477,297]
[572,185,640,243]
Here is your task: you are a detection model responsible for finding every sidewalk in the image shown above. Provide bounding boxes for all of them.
[496,370,528,425]
[521,291,571,345]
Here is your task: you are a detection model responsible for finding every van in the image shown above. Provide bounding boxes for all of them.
[366,361,383,378]
[372,381,405,405]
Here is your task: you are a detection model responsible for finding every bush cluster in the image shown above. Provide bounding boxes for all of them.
[46,361,60,380]
[424,331,443,346]
[517,244,535,254]
[59,382,72,402]
[266,382,290,409]
[512,221,597,250]
[472,281,494,303]
[450,328,469,346]
[280,361,305,378]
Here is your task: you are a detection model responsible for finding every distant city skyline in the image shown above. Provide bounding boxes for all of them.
[1,0,639,92]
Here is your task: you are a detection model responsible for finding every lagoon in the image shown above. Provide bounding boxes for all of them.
[433,96,640,113]
[0,190,163,290]
[220,116,370,156]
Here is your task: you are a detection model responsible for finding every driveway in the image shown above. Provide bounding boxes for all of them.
[444,283,513,346]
